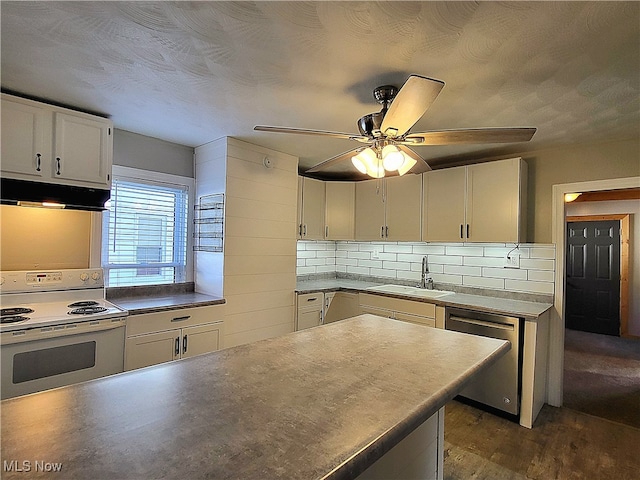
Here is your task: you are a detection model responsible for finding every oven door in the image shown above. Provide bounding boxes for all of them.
[1,319,125,400]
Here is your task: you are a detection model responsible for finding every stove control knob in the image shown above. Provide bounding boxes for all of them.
[91,272,101,281]
[80,273,89,281]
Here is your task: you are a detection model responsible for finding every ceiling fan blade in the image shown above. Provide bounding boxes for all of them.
[397,145,431,173]
[305,148,361,173]
[404,127,537,145]
[380,75,445,138]
[254,125,366,141]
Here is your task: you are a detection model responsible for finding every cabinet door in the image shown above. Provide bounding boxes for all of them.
[297,176,304,238]
[324,292,361,323]
[181,322,222,359]
[325,182,355,240]
[385,174,422,241]
[423,167,466,242]
[53,111,112,187]
[355,179,386,240]
[1,96,48,178]
[300,177,325,239]
[125,329,180,371]
[466,158,525,242]
[297,309,323,330]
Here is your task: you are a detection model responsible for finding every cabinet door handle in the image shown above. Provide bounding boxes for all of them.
[183,335,188,354]
[299,224,303,237]
[325,226,329,238]
[175,337,180,356]
[466,224,470,239]
[55,157,61,175]
[171,315,191,322]
[385,226,389,238]
[381,226,384,238]
[35,153,41,172]
[303,224,307,236]
[460,224,464,239]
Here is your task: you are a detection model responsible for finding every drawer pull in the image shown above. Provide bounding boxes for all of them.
[307,298,318,302]
[171,315,191,322]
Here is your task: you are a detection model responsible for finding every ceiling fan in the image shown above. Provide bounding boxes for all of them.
[255,75,536,178]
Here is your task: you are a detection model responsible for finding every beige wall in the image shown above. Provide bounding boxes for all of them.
[522,137,639,243]
[0,205,92,270]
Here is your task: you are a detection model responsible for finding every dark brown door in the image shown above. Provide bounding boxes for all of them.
[566,220,620,336]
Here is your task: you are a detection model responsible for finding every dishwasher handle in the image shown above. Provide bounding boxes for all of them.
[448,315,515,331]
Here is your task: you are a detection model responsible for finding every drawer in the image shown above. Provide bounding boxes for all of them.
[297,292,324,312]
[359,293,436,319]
[126,305,224,337]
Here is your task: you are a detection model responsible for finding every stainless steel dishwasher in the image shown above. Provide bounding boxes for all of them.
[445,308,522,417]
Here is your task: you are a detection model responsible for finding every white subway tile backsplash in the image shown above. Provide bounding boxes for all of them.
[432,273,463,285]
[427,255,463,266]
[463,276,505,289]
[520,258,555,271]
[445,246,485,256]
[383,244,413,254]
[482,267,528,280]
[412,245,446,255]
[443,265,483,276]
[505,279,554,295]
[463,256,505,267]
[528,270,555,282]
[297,240,555,297]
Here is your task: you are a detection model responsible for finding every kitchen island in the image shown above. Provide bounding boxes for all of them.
[1,315,508,480]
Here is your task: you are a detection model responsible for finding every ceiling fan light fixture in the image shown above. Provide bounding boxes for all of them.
[367,163,385,178]
[381,144,405,171]
[351,155,367,174]
[397,156,417,176]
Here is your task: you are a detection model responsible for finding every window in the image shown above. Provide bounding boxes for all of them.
[102,168,191,287]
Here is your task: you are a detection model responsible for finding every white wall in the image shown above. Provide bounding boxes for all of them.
[566,199,639,336]
[298,240,556,297]
[196,138,298,348]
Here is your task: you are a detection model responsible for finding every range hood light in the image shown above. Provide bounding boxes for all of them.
[16,201,66,209]
[42,202,66,209]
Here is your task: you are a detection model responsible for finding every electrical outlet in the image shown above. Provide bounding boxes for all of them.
[504,254,520,269]
[372,247,380,259]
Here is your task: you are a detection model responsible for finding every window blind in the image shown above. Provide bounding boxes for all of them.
[102,177,189,287]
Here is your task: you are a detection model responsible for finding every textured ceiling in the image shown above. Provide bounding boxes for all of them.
[2,1,639,177]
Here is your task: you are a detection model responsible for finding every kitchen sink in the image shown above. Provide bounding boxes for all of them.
[366,284,454,299]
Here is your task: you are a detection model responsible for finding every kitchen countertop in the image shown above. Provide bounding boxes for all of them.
[0,315,508,480]
[297,278,552,320]
[110,292,225,314]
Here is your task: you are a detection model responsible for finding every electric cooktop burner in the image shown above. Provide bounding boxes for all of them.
[68,301,99,308]
[1,307,34,317]
[1,315,29,324]
[68,306,108,315]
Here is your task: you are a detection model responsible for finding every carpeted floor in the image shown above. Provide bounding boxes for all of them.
[563,328,640,428]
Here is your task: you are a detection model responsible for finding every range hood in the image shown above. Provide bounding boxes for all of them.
[1,178,110,211]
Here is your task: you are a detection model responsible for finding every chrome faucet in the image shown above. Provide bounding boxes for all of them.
[420,256,434,289]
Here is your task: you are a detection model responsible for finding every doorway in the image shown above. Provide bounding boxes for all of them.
[565,218,622,336]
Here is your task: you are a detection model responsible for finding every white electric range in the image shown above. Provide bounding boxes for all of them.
[0,269,128,399]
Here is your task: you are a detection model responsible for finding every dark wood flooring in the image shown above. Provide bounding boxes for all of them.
[444,400,640,480]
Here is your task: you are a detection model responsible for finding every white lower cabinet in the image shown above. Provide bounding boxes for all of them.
[297,291,362,330]
[296,292,324,330]
[125,305,224,371]
[359,293,444,328]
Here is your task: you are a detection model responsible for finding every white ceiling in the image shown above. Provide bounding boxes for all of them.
[2,2,639,178]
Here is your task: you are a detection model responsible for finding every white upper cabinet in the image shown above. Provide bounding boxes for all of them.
[1,96,47,179]
[423,158,527,242]
[1,93,113,188]
[53,111,112,186]
[356,175,422,241]
[298,176,325,240]
[325,181,355,240]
